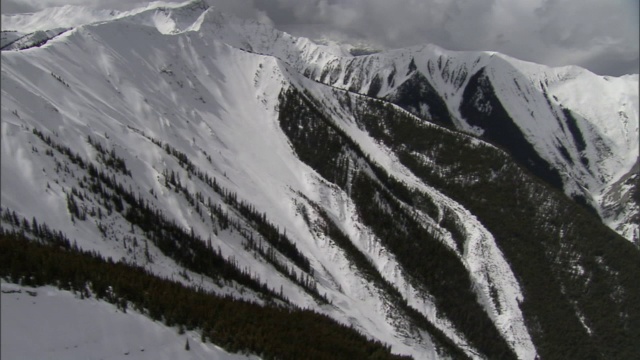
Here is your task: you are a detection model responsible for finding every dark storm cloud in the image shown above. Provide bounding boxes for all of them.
[2,0,637,75]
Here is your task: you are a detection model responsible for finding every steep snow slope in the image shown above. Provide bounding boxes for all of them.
[1,1,638,359]
[149,1,640,240]
[479,56,638,239]
[1,283,258,360]
[293,46,638,242]
[0,2,190,33]
[6,2,635,242]
[160,3,637,241]
[0,12,481,359]
[0,3,544,358]
[294,81,536,357]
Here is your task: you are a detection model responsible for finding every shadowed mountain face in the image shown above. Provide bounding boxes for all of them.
[1,2,639,359]
[459,68,564,190]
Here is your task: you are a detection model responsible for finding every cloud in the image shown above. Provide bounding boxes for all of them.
[2,0,637,75]
[1,0,37,13]
[253,0,639,76]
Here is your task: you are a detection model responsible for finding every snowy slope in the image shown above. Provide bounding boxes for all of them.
[479,56,638,239]
[0,2,540,358]
[179,6,637,241]
[289,45,638,242]
[0,2,190,33]
[1,1,638,359]
[8,0,634,242]
[0,9,454,359]
[1,282,259,360]
[122,1,639,241]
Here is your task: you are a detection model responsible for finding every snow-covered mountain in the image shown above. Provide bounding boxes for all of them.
[1,283,257,360]
[233,26,638,243]
[1,1,639,359]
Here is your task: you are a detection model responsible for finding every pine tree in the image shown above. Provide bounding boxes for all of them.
[184,338,190,351]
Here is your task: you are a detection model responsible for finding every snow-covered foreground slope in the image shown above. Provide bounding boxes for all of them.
[1,1,639,359]
[1,282,258,360]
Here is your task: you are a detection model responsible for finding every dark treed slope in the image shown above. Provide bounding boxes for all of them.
[300,88,640,360]
[0,230,411,360]
[279,87,517,360]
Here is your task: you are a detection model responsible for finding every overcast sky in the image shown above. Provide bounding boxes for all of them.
[2,0,638,76]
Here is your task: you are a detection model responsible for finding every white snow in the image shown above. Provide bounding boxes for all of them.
[1,282,259,360]
[261,25,638,242]
[1,1,635,359]
[0,10,442,358]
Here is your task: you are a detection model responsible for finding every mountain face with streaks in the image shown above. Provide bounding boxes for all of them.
[1,1,639,359]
